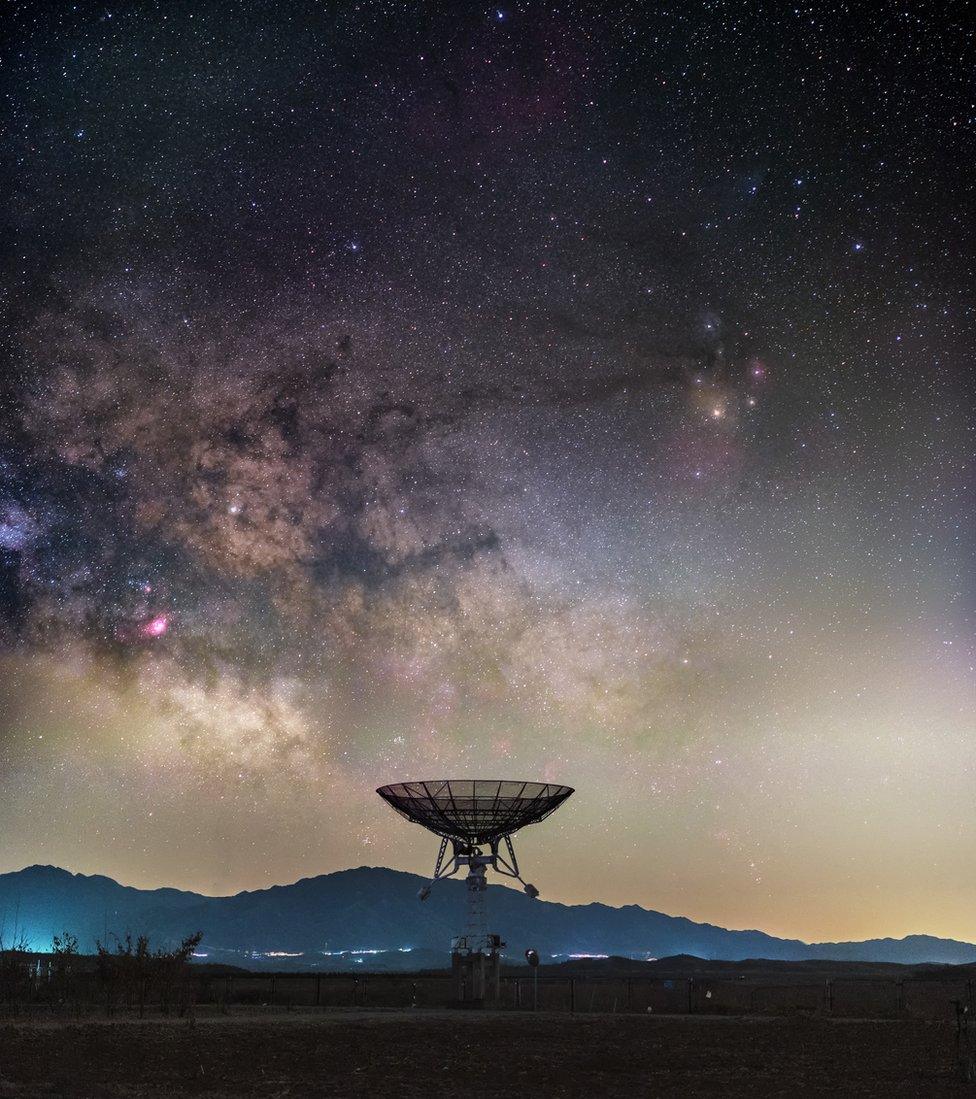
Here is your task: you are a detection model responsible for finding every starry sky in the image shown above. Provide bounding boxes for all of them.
[1,1,973,945]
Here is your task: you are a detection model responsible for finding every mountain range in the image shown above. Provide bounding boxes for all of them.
[2,864,974,969]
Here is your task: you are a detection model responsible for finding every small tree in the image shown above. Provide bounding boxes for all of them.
[51,931,79,1006]
[156,933,203,1017]
[96,933,152,1015]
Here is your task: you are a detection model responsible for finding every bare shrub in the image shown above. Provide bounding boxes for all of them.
[51,931,79,1009]
[0,930,35,1010]
[96,931,203,1017]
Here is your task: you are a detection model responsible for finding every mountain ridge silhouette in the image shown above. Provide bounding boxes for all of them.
[2,864,973,967]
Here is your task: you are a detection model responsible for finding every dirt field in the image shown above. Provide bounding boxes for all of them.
[0,1009,970,1097]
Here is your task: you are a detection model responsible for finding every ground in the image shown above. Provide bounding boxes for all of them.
[0,1010,971,1097]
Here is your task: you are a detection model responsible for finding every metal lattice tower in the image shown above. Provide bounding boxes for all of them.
[464,861,489,950]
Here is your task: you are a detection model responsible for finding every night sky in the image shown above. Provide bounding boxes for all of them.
[2,2,973,944]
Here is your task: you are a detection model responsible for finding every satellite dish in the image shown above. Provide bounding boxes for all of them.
[377,780,573,848]
[377,779,573,1001]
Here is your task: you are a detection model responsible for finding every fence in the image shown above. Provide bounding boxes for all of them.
[508,975,974,1019]
[2,965,971,1021]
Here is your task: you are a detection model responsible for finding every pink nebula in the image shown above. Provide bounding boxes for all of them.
[139,614,169,639]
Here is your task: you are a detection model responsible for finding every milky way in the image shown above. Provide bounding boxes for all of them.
[1,2,973,942]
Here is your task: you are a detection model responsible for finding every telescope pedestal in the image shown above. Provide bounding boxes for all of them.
[451,854,503,1003]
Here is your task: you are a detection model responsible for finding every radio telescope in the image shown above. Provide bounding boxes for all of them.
[377,779,574,1002]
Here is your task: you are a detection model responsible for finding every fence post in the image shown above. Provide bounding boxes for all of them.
[688,978,695,1014]
[315,974,321,1007]
[627,978,632,1012]
[824,980,832,1015]
[570,978,575,1014]
[270,975,276,1005]
[896,981,904,1015]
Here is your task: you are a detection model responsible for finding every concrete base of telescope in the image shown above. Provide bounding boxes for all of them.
[451,939,503,1004]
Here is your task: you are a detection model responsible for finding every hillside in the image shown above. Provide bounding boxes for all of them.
[2,865,974,968]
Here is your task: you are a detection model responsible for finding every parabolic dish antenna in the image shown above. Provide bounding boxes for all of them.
[377,779,573,846]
